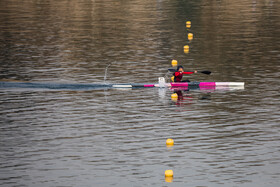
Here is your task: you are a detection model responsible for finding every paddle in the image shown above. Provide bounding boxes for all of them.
[168,68,211,75]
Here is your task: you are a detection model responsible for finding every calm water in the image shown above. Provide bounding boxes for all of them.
[0,0,279,186]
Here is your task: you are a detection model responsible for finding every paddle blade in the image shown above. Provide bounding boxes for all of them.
[168,68,176,72]
[199,71,211,75]
[168,69,211,75]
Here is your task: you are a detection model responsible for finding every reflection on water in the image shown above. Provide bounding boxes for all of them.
[0,0,279,186]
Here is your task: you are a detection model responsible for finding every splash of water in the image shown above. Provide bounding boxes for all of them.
[164,70,171,82]
[104,63,112,83]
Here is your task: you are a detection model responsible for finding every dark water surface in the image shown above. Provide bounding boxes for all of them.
[0,0,279,186]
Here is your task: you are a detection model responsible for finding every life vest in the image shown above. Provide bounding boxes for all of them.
[172,72,183,82]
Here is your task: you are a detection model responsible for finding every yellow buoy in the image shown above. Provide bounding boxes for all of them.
[165,170,174,177]
[171,60,178,67]
[186,21,191,28]
[184,45,189,53]
[166,138,174,146]
[188,33,193,40]
[171,93,178,98]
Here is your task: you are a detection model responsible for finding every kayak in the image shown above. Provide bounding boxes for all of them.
[112,77,245,90]
[112,82,244,90]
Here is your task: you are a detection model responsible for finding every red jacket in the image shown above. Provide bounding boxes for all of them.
[174,71,194,82]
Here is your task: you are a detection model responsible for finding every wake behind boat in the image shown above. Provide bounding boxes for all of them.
[0,77,244,91]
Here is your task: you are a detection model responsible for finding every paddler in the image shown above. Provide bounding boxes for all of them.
[173,65,197,82]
